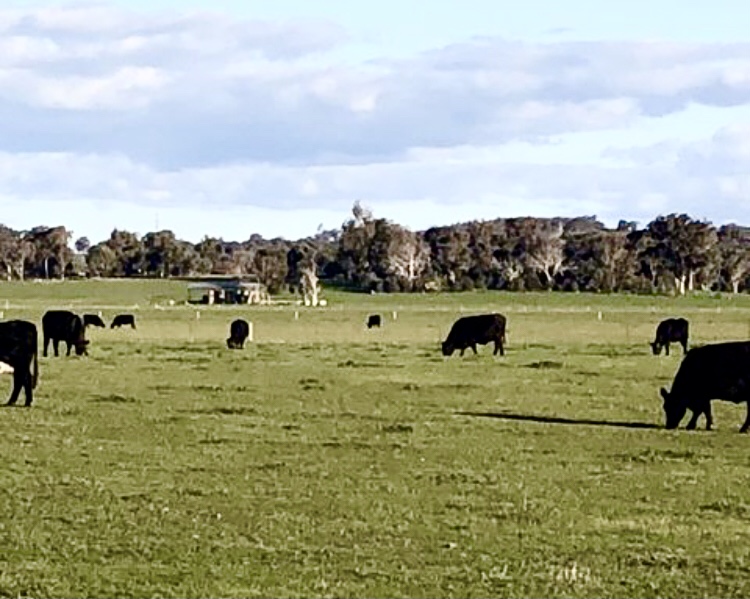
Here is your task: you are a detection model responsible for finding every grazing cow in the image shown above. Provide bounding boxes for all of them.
[651,318,689,356]
[0,320,38,406]
[42,310,89,357]
[366,314,382,329]
[661,341,750,432]
[227,319,250,349]
[83,314,106,328]
[442,313,507,357]
[111,314,136,329]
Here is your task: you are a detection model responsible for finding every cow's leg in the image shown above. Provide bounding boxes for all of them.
[65,341,72,356]
[53,339,60,357]
[740,403,750,433]
[471,344,478,355]
[704,404,713,431]
[23,370,33,407]
[43,335,50,357]
[459,347,465,356]
[686,409,701,430]
[665,343,670,356]
[682,340,688,354]
[6,372,22,405]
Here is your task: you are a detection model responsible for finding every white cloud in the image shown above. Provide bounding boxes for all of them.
[0,65,170,109]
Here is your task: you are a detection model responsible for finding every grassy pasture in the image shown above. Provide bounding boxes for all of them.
[2,281,750,597]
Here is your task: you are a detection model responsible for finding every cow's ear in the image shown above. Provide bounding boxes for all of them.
[660,387,670,402]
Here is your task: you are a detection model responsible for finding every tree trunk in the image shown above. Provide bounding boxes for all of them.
[301,268,320,307]
[688,270,695,292]
[676,275,686,296]
[733,279,741,294]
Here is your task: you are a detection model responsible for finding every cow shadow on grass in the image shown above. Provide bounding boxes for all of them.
[458,411,661,430]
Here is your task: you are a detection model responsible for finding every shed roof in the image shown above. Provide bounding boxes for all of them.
[187,282,223,290]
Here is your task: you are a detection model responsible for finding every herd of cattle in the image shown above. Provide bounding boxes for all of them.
[1,308,750,433]
[0,310,137,406]
[367,311,750,433]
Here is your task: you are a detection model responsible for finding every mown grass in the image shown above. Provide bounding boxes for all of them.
[1,281,750,597]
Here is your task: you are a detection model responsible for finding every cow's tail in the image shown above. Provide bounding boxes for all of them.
[31,333,38,389]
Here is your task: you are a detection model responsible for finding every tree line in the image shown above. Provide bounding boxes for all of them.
[1,203,749,296]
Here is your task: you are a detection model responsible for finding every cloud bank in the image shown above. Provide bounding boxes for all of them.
[0,3,749,240]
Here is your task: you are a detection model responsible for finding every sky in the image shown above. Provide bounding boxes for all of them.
[1,1,750,245]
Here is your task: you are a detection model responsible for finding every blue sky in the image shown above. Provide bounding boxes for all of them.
[1,1,750,245]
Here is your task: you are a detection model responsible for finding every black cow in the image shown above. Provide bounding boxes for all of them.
[651,318,689,356]
[661,341,750,432]
[111,314,136,329]
[442,313,507,357]
[0,320,38,406]
[83,314,106,328]
[42,310,88,357]
[366,314,382,329]
[227,319,250,349]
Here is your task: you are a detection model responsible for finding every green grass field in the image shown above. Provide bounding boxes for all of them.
[2,280,750,597]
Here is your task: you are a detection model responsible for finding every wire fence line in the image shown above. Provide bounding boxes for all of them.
[0,306,749,320]
[0,299,750,316]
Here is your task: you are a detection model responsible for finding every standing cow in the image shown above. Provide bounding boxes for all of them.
[42,310,89,357]
[83,314,106,328]
[661,341,750,432]
[227,319,250,349]
[651,318,689,356]
[442,313,507,357]
[0,320,38,406]
[111,314,136,329]
[366,314,382,329]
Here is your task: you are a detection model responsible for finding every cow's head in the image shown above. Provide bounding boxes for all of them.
[650,341,662,355]
[661,387,686,429]
[74,339,90,356]
[441,341,454,356]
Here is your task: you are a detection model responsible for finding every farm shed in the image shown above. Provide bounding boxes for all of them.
[186,277,269,305]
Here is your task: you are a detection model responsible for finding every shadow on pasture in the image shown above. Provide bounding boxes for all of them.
[457,411,661,430]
